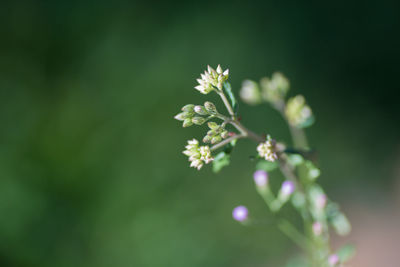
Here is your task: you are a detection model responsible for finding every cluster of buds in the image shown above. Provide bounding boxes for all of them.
[183,139,213,170]
[174,101,219,127]
[239,72,289,106]
[257,137,278,162]
[260,72,290,103]
[203,122,229,144]
[239,80,261,105]
[285,95,313,128]
[195,65,229,94]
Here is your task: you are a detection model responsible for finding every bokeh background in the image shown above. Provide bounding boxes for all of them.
[1,0,400,266]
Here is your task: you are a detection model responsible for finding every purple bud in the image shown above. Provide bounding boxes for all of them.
[232,206,248,222]
[281,181,295,196]
[328,254,339,266]
[312,222,323,236]
[316,194,327,210]
[253,170,268,187]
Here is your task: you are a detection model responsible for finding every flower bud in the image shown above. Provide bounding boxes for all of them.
[203,135,212,143]
[174,112,190,121]
[220,130,229,139]
[240,80,261,105]
[204,101,217,114]
[285,95,314,128]
[312,222,323,236]
[281,181,295,197]
[181,104,195,112]
[316,194,327,210]
[183,118,193,127]
[211,136,222,144]
[328,254,339,266]
[260,72,290,103]
[194,105,208,115]
[253,170,268,187]
[207,121,218,130]
[232,205,248,222]
[192,117,206,125]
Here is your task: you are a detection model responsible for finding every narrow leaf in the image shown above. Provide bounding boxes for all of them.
[212,152,230,173]
[223,82,238,114]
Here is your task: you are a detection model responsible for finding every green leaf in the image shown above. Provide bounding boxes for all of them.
[337,244,356,262]
[212,152,230,173]
[212,139,237,173]
[256,160,278,172]
[223,82,238,114]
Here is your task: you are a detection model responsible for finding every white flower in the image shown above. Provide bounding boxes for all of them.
[257,139,278,162]
[195,65,229,94]
[183,139,214,170]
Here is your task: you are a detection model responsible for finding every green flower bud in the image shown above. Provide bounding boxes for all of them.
[221,130,229,139]
[192,117,206,125]
[181,104,195,113]
[194,105,208,115]
[260,72,290,103]
[204,101,217,114]
[240,80,261,105]
[203,135,212,143]
[174,112,191,121]
[285,95,314,128]
[211,136,222,144]
[183,118,193,127]
[208,121,219,130]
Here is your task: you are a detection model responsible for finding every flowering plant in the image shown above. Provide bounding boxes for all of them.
[174,65,355,267]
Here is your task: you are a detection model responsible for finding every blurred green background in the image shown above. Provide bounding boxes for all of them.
[1,0,399,266]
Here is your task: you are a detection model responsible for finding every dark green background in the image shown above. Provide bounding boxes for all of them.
[0,0,399,266]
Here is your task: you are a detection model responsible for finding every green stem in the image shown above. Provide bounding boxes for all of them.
[277,219,312,252]
[210,134,245,151]
[218,91,236,119]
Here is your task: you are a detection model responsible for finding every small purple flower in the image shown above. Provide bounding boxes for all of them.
[328,254,339,266]
[253,170,268,187]
[232,205,248,222]
[312,222,323,236]
[281,181,295,196]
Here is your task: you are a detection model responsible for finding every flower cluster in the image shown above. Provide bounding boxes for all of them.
[203,122,228,144]
[174,101,220,128]
[285,95,313,128]
[239,72,289,106]
[175,65,353,266]
[239,80,261,105]
[260,72,290,103]
[195,65,229,94]
[183,139,213,170]
[257,138,278,162]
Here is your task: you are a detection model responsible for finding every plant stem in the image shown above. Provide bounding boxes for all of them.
[288,125,308,149]
[218,91,236,119]
[277,219,312,252]
[210,134,245,151]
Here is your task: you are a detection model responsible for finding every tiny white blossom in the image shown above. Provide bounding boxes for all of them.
[257,139,278,162]
[195,65,229,94]
[183,139,214,170]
